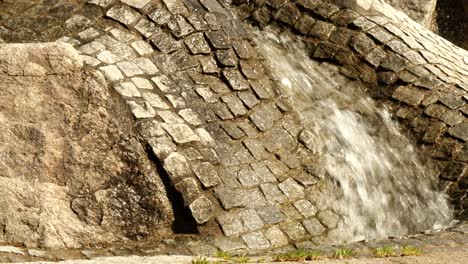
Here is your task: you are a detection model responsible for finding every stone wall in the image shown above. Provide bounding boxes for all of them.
[0,0,466,252]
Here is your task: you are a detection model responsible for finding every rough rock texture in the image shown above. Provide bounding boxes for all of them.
[383,0,437,28]
[0,43,174,248]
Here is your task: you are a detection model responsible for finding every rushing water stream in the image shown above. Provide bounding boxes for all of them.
[256,32,453,243]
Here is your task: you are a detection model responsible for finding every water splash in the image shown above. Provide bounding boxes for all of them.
[256,32,452,243]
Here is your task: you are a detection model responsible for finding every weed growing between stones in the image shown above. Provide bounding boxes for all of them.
[192,256,210,264]
[333,248,356,259]
[274,248,323,261]
[215,250,233,261]
[401,245,423,256]
[372,245,397,257]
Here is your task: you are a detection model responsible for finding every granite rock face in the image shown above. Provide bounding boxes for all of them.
[0,43,174,248]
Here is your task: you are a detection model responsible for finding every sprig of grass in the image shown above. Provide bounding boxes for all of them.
[274,248,322,262]
[192,256,210,264]
[215,251,233,261]
[236,255,250,263]
[401,245,423,256]
[333,248,356,259]
[373,245,397,258]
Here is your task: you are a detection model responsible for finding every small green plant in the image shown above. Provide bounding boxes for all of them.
[333,248,356,259]
[373,245,397,258]
[215,250,233,261]
[236,255,250,263]
[274,248,322,262]
[401,245,423,256]
[192,256,210,264]
[255,257,266,263]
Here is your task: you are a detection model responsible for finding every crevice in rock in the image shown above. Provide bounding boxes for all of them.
[144,144,199,234]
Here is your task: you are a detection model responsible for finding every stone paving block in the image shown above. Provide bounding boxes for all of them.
[167,93,186,108]
[239,209,264,231]
[106,5,141,26]
[294,199,318,218]
[331,9,360,26]
[260,183,287,205]
[190,196,215,224]
[163,152,193,182]
[280,221,308,240]
[240,60,264,80]
[439,110,464,127]
[448,123,468,142]
[223,68,250,91]
[168,15,195,38]
[132,57,159,75]
[264,159,290,179]
[192,162,222,188]
[309,21,335,40]
[162,123,201,144]
[275,2,300,26]
[221,93,248,117]
[134,18,157,38]
[221,122,245,140]
[179,109,203,126]
[162,0,188,15]
[152,75,180,93]
[127,101,156,118]
[256,205,286,224]
[242,231,271,249]
[243,138,271,160]
[158,110,185,123]
[175,177,201,205]
[352,16,376,31]
[148,7,171,26]
[81,55,101,67]
[99,65,124,82]
[237,164,261,187]
[205,31,230,50]
[317,210,340,229]
[150,30,181,53]
[424,104,448,118]
[439,95,465,110]
[78,27,100,40]
[196,128,216,147]
[278,178,305,200]
[350,33,375,55]
[381,53,408,72]
[250,103,282,131]
[114,82,141,97]
[184,32,211,55]
[148,135,177,159]
[80,41,106,55]
[116,60,144,77]
[392,86,426,106]
[121,0,152,9]
[365,47,386,67]
[302,218,326,236]
[130,40,153,56]
[251,162,276,183]
[181,147,204,161]
[217,211,245,236]
[199,56,219,74]
[215,49,238,67]
[423,121,447,143]
[142,92,170,109]
[214,186,243,209]
[265,226,289,248]
[249,78,274,99]
[186,13,210,31]
[213,237,247,252]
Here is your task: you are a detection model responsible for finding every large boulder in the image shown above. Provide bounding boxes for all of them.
[0,43,174,248]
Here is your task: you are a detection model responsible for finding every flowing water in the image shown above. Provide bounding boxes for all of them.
[256,32,453,243]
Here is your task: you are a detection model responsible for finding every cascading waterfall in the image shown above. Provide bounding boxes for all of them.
[256,32,453,243]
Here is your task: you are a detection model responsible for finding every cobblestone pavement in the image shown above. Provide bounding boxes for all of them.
[0,0,467,261]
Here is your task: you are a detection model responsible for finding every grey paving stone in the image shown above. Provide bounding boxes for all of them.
[116,60,144,77]
[215,49,238,67]
[190,196,215,224]
[242,231,271,249]
[152,75,179,93]
[278,178,305,200]
[251,162,276,183]
[158,111,185,124]
[439,110,464,126]
[148,7,171,26]
[97,50,120,64]
[162,123,200,144]
[264,159,290,179]
[265,226,289,248]
[121,0,151,9]
[213,237,247,252]
[214,186,243,209]
[249,103,282,131]
[150,30,181,53]
[99,65,124,81]
[243,139,271,160]
[448,123,468,142]
[294,199,318,218]
[142,92,170,109]
[302,218,326,236]
[205,31,230,50]
[133,57,160,75]
[114,82,141,97]
[127,101,156,118]
[259,183,287,205]
[309,21,336,40]
[280,221,308,240]
[217,211,245,236]
[223,68,250,91]
[237,164,261,187]
[163,152,193,182]
[221,122,246,140]
[350,33,375,55]
[186,13,209,31]
[221,93,248,117]
[381,53,408,72]
[168,15,195,38]
[106,5,141,26]
[134,18,157,38]
[192,162,222,188]
[256,205,286,224]
[199,56,219,74]
[195,128,216,147]
[317,210,340,228]
[130,41,153,57]
[275,2,300,25]
[239,209,264,231]
[249,78,274,99]
[179,109,203,126]
[184,33,211,55]
[392,86,426,106]
[175,177,201,204]
[295,15,317,35]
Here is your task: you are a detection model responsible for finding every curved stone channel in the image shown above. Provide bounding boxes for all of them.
[0,0,466,262]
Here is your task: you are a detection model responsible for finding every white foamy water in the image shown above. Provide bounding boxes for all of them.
[256,32,453,243]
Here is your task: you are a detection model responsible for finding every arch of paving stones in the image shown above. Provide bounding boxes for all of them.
[0,0,467,257]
